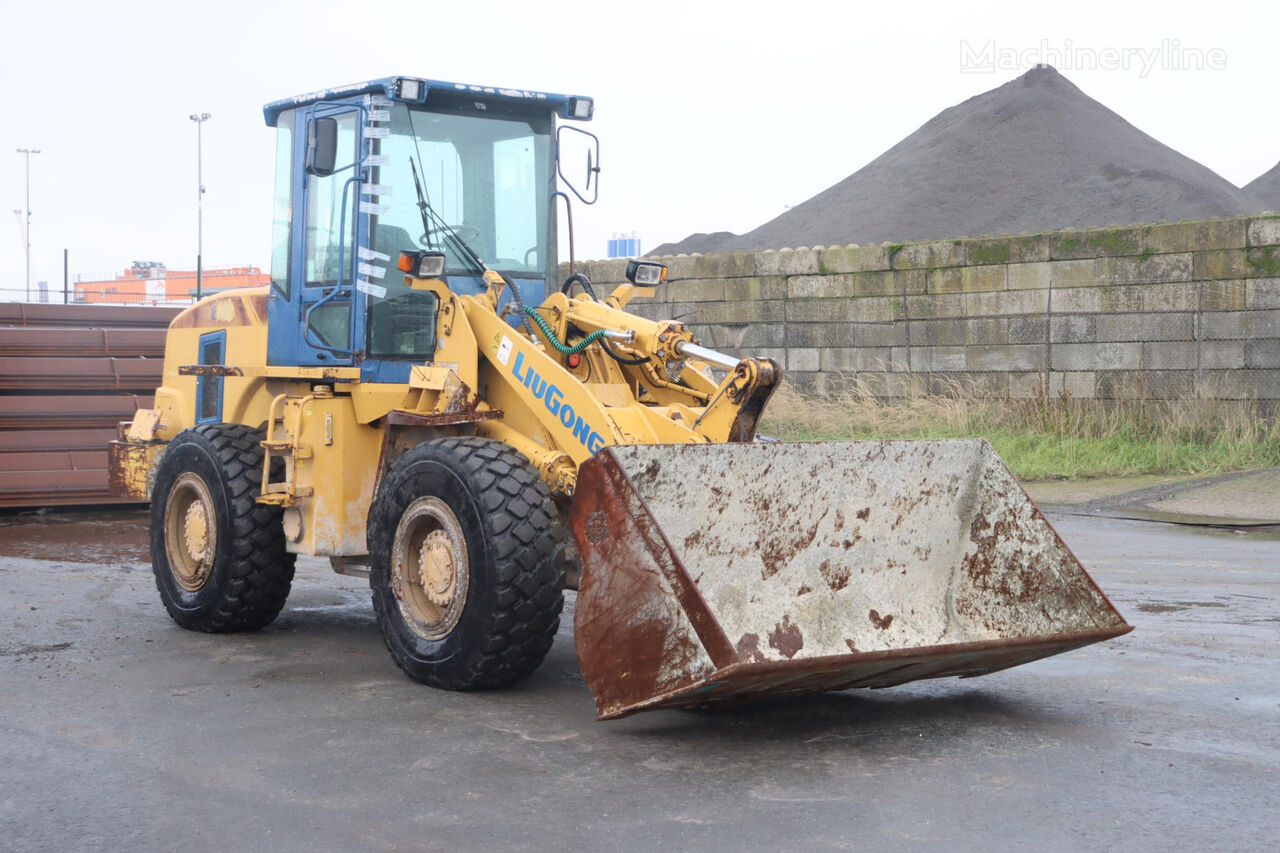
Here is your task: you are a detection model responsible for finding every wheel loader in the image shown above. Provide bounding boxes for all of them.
[109,76,1131,719]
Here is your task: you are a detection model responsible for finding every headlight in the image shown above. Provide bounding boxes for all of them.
[398,251,446,278]
[625,259,667,286]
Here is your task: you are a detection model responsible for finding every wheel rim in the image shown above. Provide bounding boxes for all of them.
[391,496,470,641]
[164,472,218,592]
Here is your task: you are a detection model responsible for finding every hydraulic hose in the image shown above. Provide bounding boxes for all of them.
[560,273,599,301]
[601,337,650,365]
[507,277,539,339]
[523,307,610,356]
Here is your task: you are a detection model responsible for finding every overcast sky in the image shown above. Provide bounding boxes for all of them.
[2,0,1277,295]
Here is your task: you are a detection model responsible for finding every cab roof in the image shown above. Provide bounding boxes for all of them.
[262,76,593,126]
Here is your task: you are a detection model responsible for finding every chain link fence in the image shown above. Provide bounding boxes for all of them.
[0,286,198,307]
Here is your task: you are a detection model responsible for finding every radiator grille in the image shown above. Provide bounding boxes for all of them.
[197,334,224,422]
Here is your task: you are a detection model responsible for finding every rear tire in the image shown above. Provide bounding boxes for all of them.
[150,424,296,632]
[368,437,565,690]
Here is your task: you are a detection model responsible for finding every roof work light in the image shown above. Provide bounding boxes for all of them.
[395,77,424,101]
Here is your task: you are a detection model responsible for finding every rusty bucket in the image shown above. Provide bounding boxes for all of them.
[570,440,1131,720]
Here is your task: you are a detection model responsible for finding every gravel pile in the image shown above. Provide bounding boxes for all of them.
[653,66,1270,255]
[1245,161,1280,211]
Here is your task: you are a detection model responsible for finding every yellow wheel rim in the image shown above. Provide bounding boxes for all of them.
[391,497,469,641]
[164,472,218,592]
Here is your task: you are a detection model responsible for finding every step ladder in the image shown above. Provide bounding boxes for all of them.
[257,392,314,507]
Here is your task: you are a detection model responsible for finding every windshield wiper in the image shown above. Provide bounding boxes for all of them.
[405,154,537,339]
[409,156,486,276]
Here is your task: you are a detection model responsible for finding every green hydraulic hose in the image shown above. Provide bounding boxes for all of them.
[523,307,610,355]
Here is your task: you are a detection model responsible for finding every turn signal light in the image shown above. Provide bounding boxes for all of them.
[398,251,446,278]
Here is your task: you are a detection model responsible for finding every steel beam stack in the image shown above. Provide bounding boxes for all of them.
[0,303,175,508]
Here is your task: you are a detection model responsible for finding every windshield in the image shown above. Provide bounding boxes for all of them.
[369,102,552,277]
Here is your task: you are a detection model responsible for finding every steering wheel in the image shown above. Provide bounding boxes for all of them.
[418,223,482,246]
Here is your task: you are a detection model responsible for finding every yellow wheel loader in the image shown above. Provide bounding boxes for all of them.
[110,76,1130,719]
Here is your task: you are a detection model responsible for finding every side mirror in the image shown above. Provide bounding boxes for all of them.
[305,116,338,177]
[556,125,600,205]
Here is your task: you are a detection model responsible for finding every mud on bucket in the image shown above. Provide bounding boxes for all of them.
[570,440,1131,720]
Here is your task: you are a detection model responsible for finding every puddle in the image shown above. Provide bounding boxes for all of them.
[1070,508,1280,540]
[1137,601,1231,614]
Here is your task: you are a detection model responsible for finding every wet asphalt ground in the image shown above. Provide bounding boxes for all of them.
[0,505,1276,852]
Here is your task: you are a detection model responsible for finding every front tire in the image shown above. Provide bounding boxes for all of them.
[368,437,565,690]
[150,424,296,632]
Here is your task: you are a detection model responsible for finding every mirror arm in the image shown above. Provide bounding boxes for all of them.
[552,190,575,276]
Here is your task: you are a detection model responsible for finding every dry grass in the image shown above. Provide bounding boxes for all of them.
[759,375,1280,480]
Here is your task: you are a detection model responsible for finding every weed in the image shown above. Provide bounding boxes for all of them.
[1248,247,1280,277]
[761,375,1280,480]
[969,242,1011,266]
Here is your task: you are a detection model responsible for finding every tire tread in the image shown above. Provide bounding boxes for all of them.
[153,423,296,632]
[370,436,565,689]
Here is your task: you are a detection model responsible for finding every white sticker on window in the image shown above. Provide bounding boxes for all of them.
[368,94,391,107]
[360,183,392,197]
[364,126,389,138]
[367,109,390,122]
[358,262,387,279]
[356,279,387,299]
[364,154,389,167]
[358,247,391,262]
[359,201,390,216]
[496,336,513,366]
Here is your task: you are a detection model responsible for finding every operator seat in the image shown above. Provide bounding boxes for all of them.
[368,222,437,357]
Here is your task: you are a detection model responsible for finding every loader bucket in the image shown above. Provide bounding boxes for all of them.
[570,440,1131,720]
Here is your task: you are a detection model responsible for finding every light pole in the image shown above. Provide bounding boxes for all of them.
[188,113,210,300]
[16,148,40,301]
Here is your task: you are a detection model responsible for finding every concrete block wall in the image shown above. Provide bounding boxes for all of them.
[564,215,1280,401]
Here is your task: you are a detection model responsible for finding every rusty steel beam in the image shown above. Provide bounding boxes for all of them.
[0,327,166,358]
[0,356,162,391]
[0,447,145,509]
[1,450,106,472]
[0,462,138,509]
[0,429,117,453]
[0,302,179,329]
[0,395,152,429]
[0,487,137,509]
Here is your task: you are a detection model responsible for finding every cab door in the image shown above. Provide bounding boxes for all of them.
[267,104,363,367]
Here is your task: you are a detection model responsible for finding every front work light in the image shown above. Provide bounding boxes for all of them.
[398,251,446,278]
[395,77,424,101]
[625,259,667,286]
[568,97,594,119]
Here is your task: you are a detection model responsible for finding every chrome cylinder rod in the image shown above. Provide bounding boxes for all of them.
[674,340,740,370]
